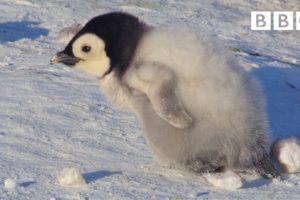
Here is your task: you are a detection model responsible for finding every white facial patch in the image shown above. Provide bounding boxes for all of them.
[72,33,110,77]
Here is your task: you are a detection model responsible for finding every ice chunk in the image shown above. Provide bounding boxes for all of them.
[4,178,18,189]
[57,167,86,187]
[272,138,300,173]
[204,171,242,190]
[57,24,82,44]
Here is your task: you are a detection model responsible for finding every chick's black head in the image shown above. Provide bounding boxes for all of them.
[51,12,147,78]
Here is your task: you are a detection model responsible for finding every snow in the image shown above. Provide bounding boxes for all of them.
[204,171,243,190]
[0,0,300,199]
[4,178,18,189]
[273,138,300,173]
[57,23,82,44]
[57,167,87,187]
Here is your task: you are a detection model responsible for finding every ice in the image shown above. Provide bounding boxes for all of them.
[272,138,300,173]
[57,167,87,187]
[204,171,243,190]
[57,24,83,44]
[4,178,18,190]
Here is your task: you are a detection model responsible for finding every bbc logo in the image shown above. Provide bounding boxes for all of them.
[251,11,300,30]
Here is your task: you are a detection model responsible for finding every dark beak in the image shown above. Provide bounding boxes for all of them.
[50,51,81,66]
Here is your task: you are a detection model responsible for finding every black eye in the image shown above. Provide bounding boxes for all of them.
[82,45,91,53]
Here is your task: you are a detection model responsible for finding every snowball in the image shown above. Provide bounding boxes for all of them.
[272,138,300,173]
[57,167,86,187]
[4,178,18,189]
[57,24,83,44]
[204,171,242,190]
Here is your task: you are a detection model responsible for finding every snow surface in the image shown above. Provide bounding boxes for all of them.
[0,0,300,199]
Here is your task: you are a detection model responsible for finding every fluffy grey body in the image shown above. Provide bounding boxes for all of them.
[102,28,273,176]
[51,12,278,178]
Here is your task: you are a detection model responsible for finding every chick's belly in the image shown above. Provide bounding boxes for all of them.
[136,100,226,166]
[134,100,189,163]
[176,84,234,144]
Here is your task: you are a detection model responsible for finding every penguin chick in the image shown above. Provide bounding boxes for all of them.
[51,12,278,178]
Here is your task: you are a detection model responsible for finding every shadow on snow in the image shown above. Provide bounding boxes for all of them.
[249,55,300,140]
[0,20,48,44]
[83,170,122,183]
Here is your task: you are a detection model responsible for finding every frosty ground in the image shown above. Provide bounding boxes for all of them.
[0,0,300,199]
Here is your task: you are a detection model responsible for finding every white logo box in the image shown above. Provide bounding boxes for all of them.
[251,11,300,30]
